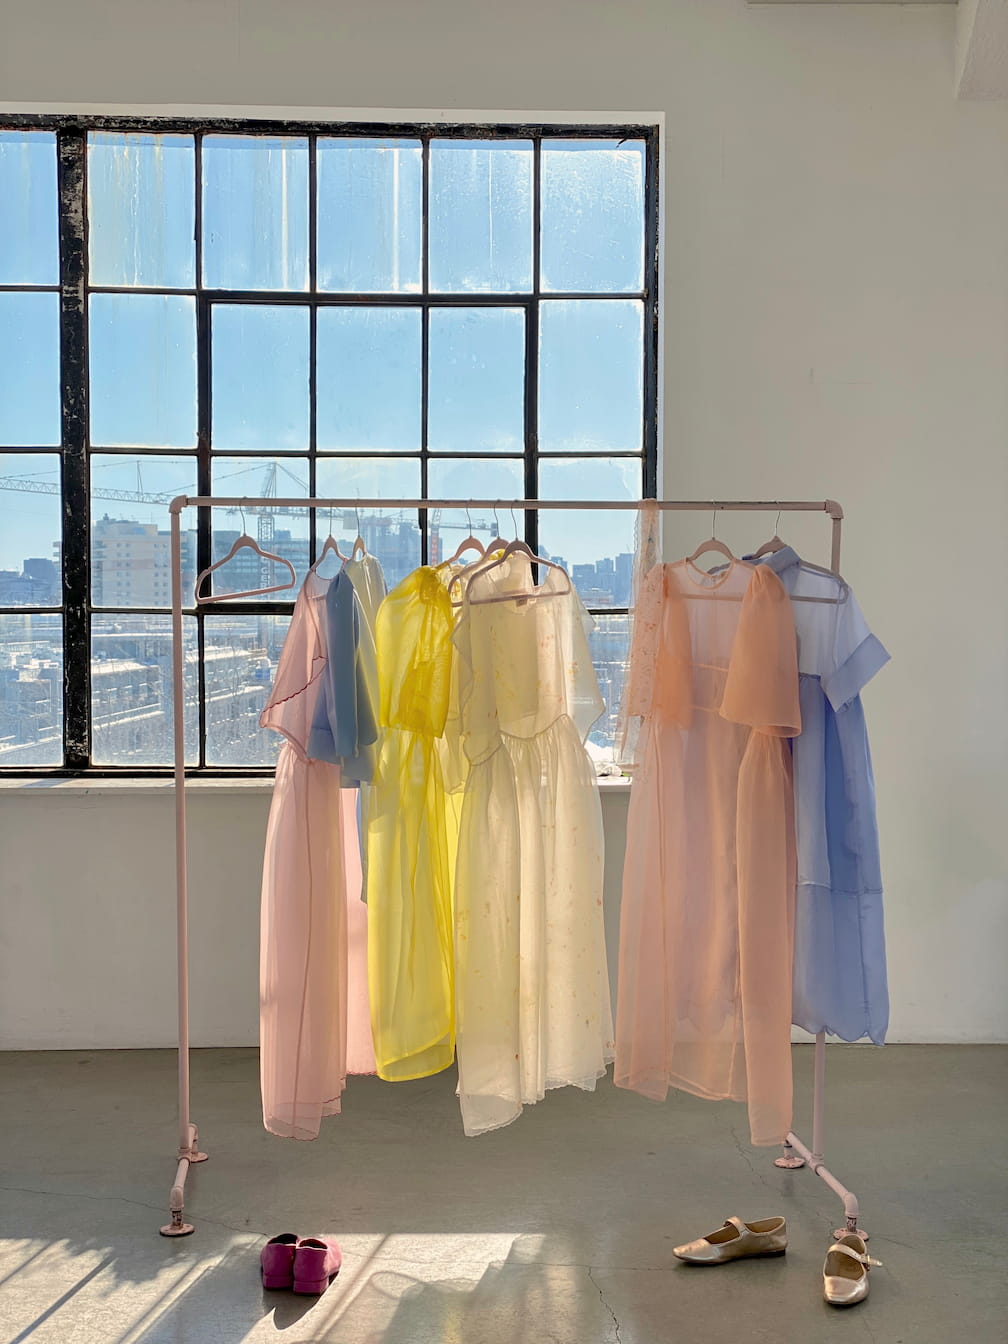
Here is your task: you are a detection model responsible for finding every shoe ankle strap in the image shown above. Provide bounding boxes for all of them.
[828,1242,882,1268]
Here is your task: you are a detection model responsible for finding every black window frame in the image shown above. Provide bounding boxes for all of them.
[0,114,659,776]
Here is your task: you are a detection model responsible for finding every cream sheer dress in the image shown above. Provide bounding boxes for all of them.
[259,572,375,1139]
[615,557,801,1146]
[453,553,614,1136]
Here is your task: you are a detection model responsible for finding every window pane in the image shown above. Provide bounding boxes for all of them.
[318,138,422,293]
[428,308,524,454]
[88,132,196,289]
[315,457,421,590]
[91,614,197,765]
[585,612,631,758]
[539,299,642,454]
[89,294,197,448]
[210,458,309,601]
[429,140,533,293]
[90,456,197,608]
[0,293,61,446]
[317,308,420,452]
[541,140,645,293]
[205,614,289,766]
[427,457,524,563]
[0,455,61,605]
[0,613,62,765]
[0,131,59,285]
[211,305,309,452]
[538,456,640,606]
[202,136,309,291]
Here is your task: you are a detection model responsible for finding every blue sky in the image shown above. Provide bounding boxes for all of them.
[0,129,647,581]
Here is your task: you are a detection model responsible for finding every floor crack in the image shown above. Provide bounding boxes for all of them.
[0,1183,269,1239]
[728,1126,776,1196]
[587,1266,622,1343]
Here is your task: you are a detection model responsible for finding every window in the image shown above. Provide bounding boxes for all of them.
[0,118,658,772]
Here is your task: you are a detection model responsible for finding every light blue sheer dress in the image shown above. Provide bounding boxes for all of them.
[750,548,890,1044]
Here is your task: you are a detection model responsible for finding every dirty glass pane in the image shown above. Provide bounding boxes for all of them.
[91,613,198,765]
[0,613,63,765]
[429,140,533,293]
[0,131,59,285]
[88,132,196,288]
[537,456,639,607]
[317,307,420,452]
[89,455,198,608]
[426,457,524,564]
[541,140,645,293]
[428,308,524,454]
[89,293,197,448]
[539,299,642,454]
[202,135,309,291]
[318,138,422,292]
[211,304,309,452]
[204,614,290,766]
[209,457,309,602]
[0,454,61,605]
[0,293,61,446]
[314,457,421,591]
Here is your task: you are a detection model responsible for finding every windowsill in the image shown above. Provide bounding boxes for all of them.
[0,774,634,795]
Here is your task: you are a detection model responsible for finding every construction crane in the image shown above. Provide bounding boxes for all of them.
[0,472,497,577]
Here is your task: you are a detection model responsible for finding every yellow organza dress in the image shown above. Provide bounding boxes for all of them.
[366,566,458,1081]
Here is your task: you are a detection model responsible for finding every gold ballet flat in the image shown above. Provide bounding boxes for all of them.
[822,1234,882,1306]
[673,1215,787,1264]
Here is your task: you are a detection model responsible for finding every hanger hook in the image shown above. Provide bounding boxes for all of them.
[510,505,519,537]
[328,505,334,536]
[239,504,247,536]
[355,502,361,533]
[775,508,782,536]
[466,506,474,535]
[711,507,717,539]
[493,504,500,536]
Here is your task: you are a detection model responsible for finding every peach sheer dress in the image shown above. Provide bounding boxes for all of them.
[615,558,800,1146]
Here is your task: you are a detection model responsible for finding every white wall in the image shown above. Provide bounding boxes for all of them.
[2,0,1007,1046]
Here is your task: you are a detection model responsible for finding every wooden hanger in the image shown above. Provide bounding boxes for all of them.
[194,531,297,603]
[349,505,368,560]
[434,508,486,573]
[309,532,349,576]
[752,510,786,558]
[686,518,735,569]
[464,538,571,604]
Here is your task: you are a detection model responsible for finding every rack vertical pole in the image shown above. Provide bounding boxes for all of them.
[160,501,206,1237]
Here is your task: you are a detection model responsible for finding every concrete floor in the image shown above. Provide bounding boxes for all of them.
[0,1046,1005,1344]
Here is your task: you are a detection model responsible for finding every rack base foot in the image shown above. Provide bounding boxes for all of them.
[774,1152,806,1169]
[160,1212,195,1237]
[835,1223,869,1241]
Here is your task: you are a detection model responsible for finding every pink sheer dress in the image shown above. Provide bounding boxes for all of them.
[615,559,800,1146]
[259,573,374,1140]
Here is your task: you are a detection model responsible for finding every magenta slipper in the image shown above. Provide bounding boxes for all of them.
[292,1237,343,1295]
[260,1232,298,1289]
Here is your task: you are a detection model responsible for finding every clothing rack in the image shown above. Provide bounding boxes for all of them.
[162,494,862,1240]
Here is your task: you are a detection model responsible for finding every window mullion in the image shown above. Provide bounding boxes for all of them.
[57,128,90,769]
[525,138,541,558]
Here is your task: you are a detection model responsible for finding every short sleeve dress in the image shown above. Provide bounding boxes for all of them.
[452,554,614,1137]
[366,566,458,1083]
[259,572,367,1139]
[615,559,801,1147]
[749,547,890,1044]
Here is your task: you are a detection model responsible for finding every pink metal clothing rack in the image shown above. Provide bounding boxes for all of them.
[163,494,861,1240]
